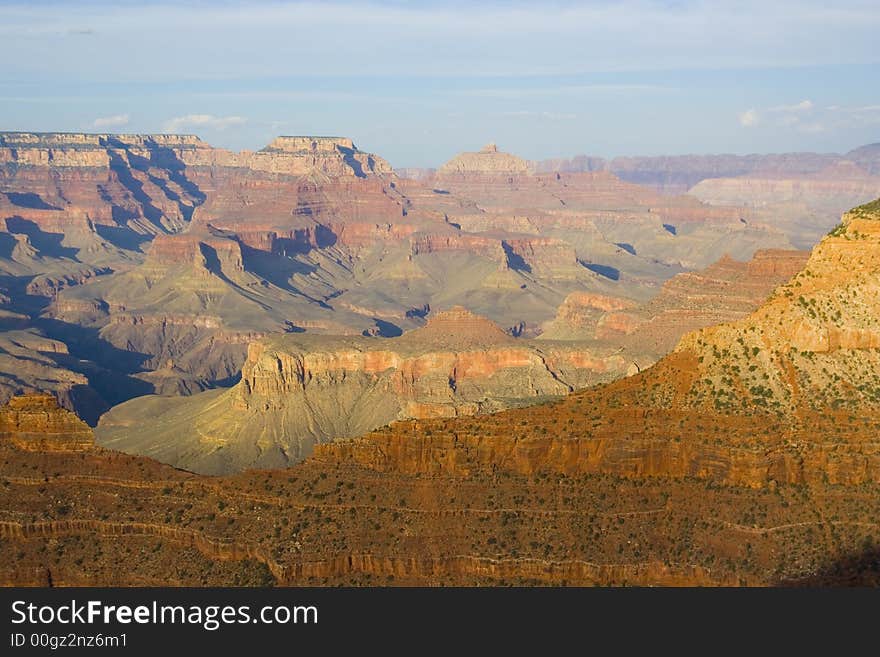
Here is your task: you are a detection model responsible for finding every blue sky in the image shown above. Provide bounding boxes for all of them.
[1,1,878,167]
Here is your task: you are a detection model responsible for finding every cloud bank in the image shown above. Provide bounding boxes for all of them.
[92,113,129,129]
[162,114,247,133]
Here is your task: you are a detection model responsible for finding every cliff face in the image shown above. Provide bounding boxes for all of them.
[664,200,880,414]
[0,394,93,450]
[0,132,389,177]
[689,162,880,248]
[541,248,809,361]
[96,308,630,474]
[314,200,880,490]
[3,413,878,586]
[0,443,771,586]
[691,165,880,207]
[0,132,208,239]
[0,133,815,427]
[0,132,390,263]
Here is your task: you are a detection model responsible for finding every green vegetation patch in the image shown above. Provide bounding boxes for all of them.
[850,197,880,218]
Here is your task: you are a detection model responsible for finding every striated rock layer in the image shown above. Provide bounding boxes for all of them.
[3,133,797,410]
[541,248,810,365]
[0,418,877,585]
[0,394,93,451]
[316,199,880,490]
[530,143,880,249]
[97,308,630,474]
[4,200,880,586]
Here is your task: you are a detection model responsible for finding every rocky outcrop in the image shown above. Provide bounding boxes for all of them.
[437,143,532,176]
[96,308,629,474]
[2,432,874,586]
[0,394,93,450]
[541,249,808,359]
[314,200,880,490]
[0,132,390,178]
[662,199,880,413]
[544,292,637,337]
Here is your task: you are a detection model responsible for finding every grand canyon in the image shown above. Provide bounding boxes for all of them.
[1,123,879,586]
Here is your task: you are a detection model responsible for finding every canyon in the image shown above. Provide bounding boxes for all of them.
[2,128,879,586]
[318,200,880,485]
[98,248,806,474]
[96,307,633,474]
[1,199,879,585]
[532,144,880,249]
[1,132,800,422]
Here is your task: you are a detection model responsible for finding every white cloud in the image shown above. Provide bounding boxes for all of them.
[769,99,813,113]
[739,109,760,127]
[92,113,129,129]
[741,100,880,133]
[740,99,817,129]
[162,114,247,133]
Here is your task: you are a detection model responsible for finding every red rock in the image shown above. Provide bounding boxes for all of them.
[0,394,93,451]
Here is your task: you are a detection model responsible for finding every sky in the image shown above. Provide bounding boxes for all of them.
[1,0,879,167]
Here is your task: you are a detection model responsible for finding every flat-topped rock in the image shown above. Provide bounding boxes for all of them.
[0,131,391,177]
[0,131,206,153]
[262,136,356,153]
[437,143,532,175]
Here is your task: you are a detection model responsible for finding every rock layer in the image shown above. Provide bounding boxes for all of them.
[315,200,880,490]
[0,394,93,450]
[2,132,798,409]
[97,308,629,474]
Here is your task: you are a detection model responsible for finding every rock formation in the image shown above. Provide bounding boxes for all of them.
[664,198,880,414]
[2,201,880,586]
[96,308,630,474]
[0,394,93,450]
[541,248,810,360]
[437,142,533,175]
[534,144,880,194]
[316,199,880,490]
[530,143,880,248]
[0,131,801,412]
